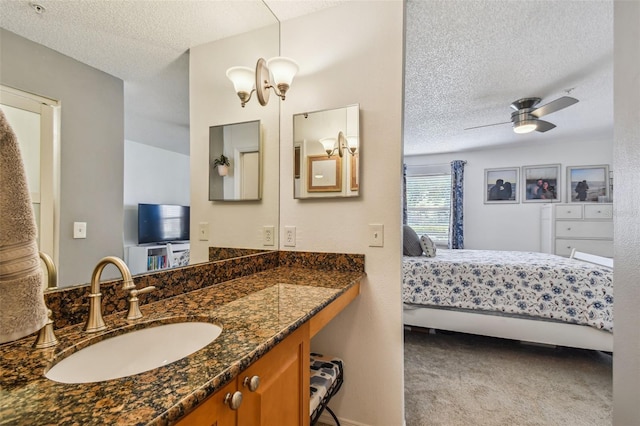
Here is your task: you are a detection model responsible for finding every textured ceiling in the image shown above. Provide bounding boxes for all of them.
[0,1,613,156]
[0,0,345,155]
[404,0,614,156]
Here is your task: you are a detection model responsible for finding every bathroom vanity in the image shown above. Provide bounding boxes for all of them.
[0,251,363,425]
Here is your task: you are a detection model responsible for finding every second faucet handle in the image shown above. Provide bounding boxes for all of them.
[126,286,157,321]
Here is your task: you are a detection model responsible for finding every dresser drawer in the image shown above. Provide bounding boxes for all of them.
[555,205,583,219]
[555,221,613,238]
[584,204,613,219]
[555,239,614,257]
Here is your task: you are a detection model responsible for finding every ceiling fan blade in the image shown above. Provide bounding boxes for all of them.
[535,120,556,132]
[464,121,511,131]
[531,96,578,118]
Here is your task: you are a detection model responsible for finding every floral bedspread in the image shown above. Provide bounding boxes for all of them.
[402,249,613,331]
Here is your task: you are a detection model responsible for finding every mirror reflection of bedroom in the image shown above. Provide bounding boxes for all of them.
[402,1,613,424]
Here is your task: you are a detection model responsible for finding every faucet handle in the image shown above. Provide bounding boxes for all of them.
[34,309,58,349]
[126,286,157,321]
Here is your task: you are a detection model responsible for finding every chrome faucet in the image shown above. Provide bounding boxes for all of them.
[85,256,136,333]
[34,251,59,348]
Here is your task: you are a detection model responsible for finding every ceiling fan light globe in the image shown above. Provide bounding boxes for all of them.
[514,120,537,134]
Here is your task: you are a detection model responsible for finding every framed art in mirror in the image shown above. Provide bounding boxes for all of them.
[307,155,342,192]
[293,104,360,199]
[567,164,610,203]
[350,154,359,191]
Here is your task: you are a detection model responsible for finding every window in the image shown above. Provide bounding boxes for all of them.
[405,172,451,245]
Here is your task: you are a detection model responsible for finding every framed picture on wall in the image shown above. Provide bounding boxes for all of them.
[522,164,561,203]
[484,167,519,204]
[567,164,610,203]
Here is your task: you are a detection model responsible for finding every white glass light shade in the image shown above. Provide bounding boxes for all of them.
[266,57,299,86]
[226,66,255,93]
[513,120,537,134]
[346,136,359,151]
[319,137,336,154]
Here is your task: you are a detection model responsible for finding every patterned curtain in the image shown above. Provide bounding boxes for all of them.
[402,164,407,225]
[448,160,466,249]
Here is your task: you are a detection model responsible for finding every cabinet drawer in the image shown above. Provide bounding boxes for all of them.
[584,204,613,219]
[555,221,613,238]
[555,239,614,257]
[555,205,583,219]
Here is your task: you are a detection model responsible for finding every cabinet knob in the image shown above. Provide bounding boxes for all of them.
[224,391,243,410]
[243,375,260,392]
[566,227,571,231]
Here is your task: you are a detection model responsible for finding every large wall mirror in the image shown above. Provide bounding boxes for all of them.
[0,3,280,288]
[209,120,261,201]
[293,104,360,199]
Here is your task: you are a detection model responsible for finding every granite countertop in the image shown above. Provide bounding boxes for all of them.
[0,266,363,425]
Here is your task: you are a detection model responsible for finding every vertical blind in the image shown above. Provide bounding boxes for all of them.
[405,173,451,244]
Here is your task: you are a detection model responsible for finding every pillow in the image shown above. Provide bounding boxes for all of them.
[403,225,423,256]
[420,235,437,257]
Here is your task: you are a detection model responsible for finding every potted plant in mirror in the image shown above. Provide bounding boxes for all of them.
[213,154,230,176]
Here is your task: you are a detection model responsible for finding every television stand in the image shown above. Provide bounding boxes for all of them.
[127,242,190,275]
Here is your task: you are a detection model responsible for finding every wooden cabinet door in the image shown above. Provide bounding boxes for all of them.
[176,379,238,426]
[239,323,310,426]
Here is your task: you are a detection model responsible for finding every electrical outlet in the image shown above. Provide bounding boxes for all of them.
[263,225,275,246]
[284,226,296,247]
[198,222,209,241]
[73,222,87,239]
[369,224,384,247]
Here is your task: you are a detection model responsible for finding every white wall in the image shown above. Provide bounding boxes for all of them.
[612,1,640,424]
[189,24,280,263]
[405,137,612,251]
[123,140,190,246]
[280,2,405,425]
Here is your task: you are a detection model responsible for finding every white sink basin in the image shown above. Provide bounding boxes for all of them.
[45,322,222,384]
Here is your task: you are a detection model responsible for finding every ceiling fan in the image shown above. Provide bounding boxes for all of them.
[465,96,579,134]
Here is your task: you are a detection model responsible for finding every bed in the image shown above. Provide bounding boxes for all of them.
[402,249,613,351]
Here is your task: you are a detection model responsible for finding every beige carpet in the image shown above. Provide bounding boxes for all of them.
[404,328,612,426]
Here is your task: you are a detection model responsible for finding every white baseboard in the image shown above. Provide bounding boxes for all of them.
[318,411,371,426]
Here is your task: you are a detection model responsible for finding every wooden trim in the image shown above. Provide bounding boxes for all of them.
[309,282,360,338]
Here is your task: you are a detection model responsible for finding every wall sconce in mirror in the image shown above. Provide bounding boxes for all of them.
[209,120,261,201]
[226,57,299,108]
[293,104,360,199]
[320,131,359,158]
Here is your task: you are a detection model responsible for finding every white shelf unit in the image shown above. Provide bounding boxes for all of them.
[540,203,613,258]
[127,242,190,275]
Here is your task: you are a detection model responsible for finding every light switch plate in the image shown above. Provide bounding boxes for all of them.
[73,222,87,239]
[369,224,384,247]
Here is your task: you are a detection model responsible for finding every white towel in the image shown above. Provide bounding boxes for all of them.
[0,108,47,343]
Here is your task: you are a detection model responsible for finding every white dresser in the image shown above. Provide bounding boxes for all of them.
[540,203,613,257]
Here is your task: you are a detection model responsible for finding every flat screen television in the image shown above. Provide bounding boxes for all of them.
[138,203,190,244]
